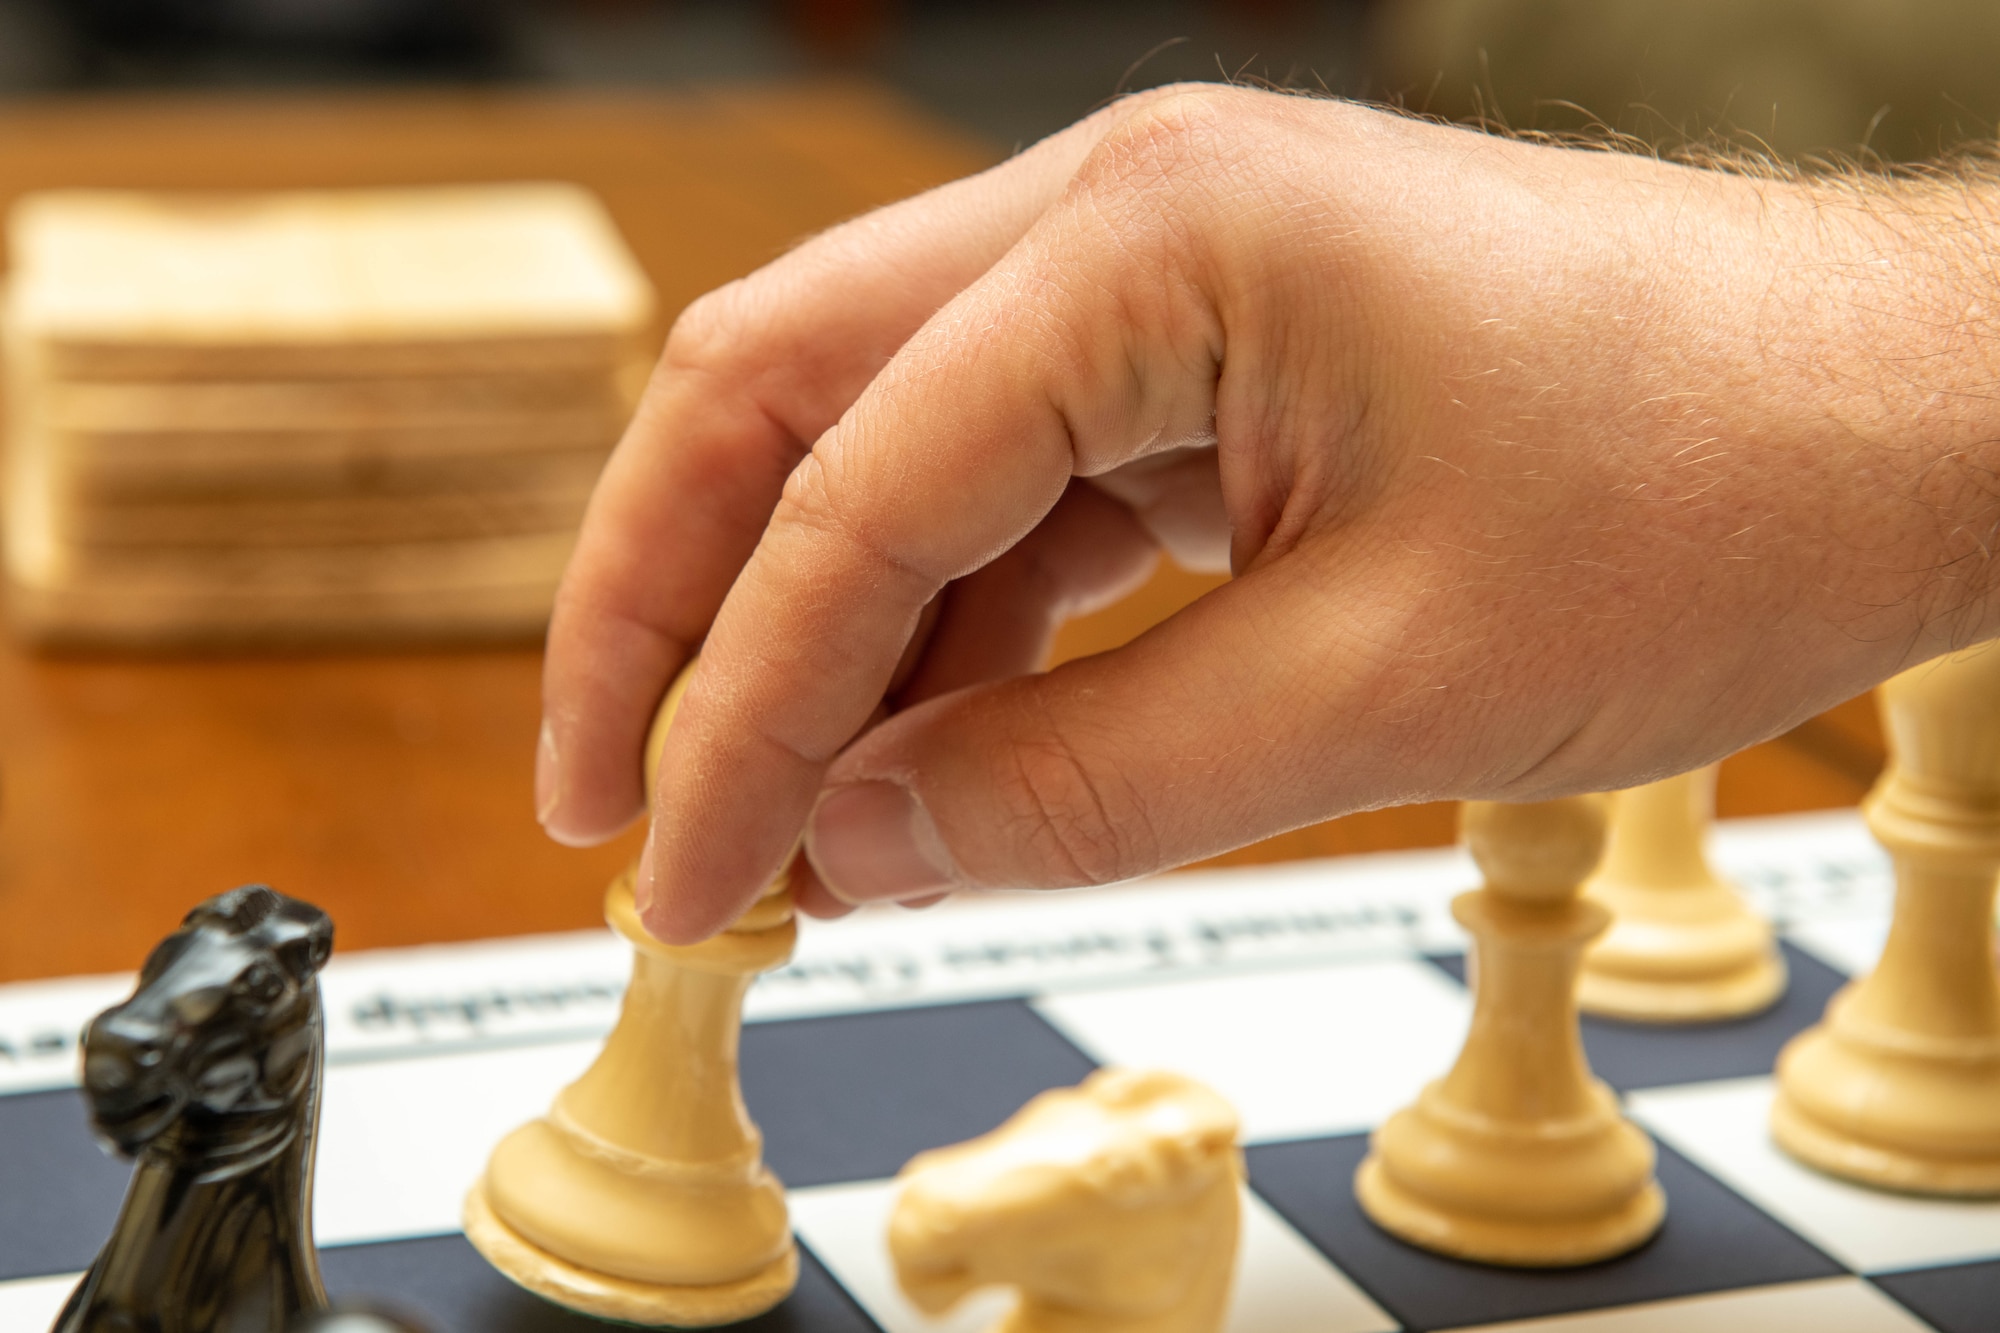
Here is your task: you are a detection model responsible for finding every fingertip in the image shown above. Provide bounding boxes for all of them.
[633,830,659,916]
[634,834,698,944]
[539,794,643,848]
[805,778,960,905]
[636,829,770,945]
[534,720,559,823]
[639,891,722,947]
[541,818,623,849]
[535,715,649,847]
[793,865,859,920]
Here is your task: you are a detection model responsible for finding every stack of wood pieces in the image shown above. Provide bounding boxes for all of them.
[2,183,653,646]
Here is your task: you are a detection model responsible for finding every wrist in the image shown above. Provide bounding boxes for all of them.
[1759,171,2000,660]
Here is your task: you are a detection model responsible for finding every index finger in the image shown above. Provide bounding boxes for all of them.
[640,149,1227,943]
[537,103,1149,849]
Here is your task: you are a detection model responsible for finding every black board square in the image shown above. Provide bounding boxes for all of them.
[741,998,1099,1189]
[1246,1132,1842,1331]
[1870,1258,2000,1333]
[1424,941,1849,1092]
[0,1087,133,1281]
[321,1232,879,1332]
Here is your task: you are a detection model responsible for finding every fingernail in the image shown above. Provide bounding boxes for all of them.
[632,832,709,946]
[807,780,958,904]
[634,831,658,919]
[534,721,560,827]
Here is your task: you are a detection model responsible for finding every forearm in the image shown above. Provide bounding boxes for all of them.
[1748,167,2000,665]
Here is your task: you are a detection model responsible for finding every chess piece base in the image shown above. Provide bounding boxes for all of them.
[1576,944,1786,1023]
[464,1177,798,1327]
[1771,1010,2000,1197]
[1770,1093,2000,1197]
[1355,1078,1665,1268]
[1355,1154,1663,1267]
[1352,1072,1664,1264]
[1578,866,1788,1023]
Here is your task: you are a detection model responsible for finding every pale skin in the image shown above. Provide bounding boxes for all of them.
[535,83,2000,945]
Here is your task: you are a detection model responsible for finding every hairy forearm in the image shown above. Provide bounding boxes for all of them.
[1766,166,2000,658]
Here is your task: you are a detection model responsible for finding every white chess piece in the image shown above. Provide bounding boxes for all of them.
[890,1069,1242,1333]
[1578,765,1786,1022]
[1773,645,2000,1195]
[1356,797,1665,1265]
[465,663,799,1324]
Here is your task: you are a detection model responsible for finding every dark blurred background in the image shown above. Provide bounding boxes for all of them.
[3,0,1998,163]
[0,1,1371,151]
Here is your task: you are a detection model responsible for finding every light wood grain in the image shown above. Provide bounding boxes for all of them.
[9,183,652,360]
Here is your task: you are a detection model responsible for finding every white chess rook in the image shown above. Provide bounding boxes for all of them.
[465,664,799,1324]
[1356,797,1665,1266]
[1578,765,1786,1022]
[1773,643,2000,1195]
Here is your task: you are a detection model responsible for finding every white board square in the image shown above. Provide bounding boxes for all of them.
[790,1178,1395,1333]
[1032,959,1471,1143]
[1437,1276,1930,1333]
[1630,1077,2000,1273]
[314,1038,599,1245]
[0,1272,81,1328]
[1784,916,1890,978]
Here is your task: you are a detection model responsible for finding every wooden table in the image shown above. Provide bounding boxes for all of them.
[0,85,1886,983]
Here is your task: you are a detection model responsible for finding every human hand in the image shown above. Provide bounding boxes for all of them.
[538,83,2000,943]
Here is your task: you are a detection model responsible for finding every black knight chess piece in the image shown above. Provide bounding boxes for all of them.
[55,886,335,1332]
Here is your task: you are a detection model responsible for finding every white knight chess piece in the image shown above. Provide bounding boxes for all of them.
[890,1069,1243,1333]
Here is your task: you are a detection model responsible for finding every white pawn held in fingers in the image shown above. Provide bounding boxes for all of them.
[464,662,799,1325]
[1773,644,2000,1195]
[890,1069,1243,1333]
[1578,765,1787,1023]
[1356,797,1665,1266]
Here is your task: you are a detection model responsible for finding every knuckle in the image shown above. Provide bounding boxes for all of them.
[660,280,760,380]
[1061,86,1259,273]
[1111,81,1250,130]
[772,445,934,588]
[773,447,847,543]
[995,725,1156,887]
[1083,83,1246,184]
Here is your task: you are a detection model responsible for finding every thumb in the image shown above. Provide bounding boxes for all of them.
[801,556,1440,899]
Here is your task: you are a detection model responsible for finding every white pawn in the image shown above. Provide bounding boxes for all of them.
[1578,765,1786,1022]
[465,662,799,1325]
[890,1069,1243,1333]
[1356,797,1665,1266]
[1773,644,2000,1194]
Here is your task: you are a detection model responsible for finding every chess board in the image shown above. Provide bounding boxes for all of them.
[1,809,1992,1333]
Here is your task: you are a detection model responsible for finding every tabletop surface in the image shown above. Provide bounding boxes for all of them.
[0,84,1886,982]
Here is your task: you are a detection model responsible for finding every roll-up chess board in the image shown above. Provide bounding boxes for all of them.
[0,810,1991,1332]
